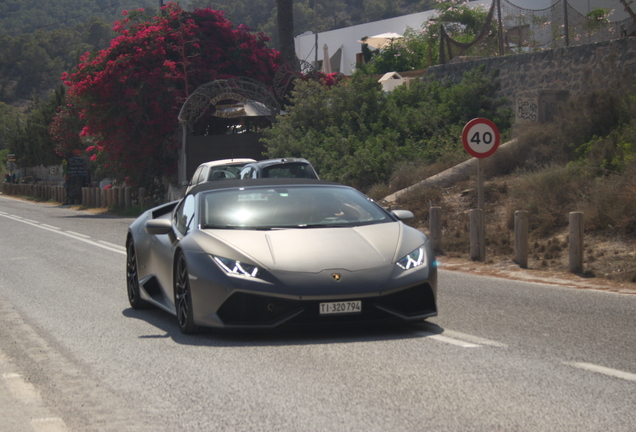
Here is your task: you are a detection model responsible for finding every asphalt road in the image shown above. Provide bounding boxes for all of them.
[1,195,635,432]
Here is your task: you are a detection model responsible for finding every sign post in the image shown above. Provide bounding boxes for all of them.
[462,118,500,261]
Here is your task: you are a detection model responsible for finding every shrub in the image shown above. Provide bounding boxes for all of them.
[264,66,512,191]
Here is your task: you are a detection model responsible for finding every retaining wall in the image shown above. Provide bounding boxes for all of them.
[425,37,636,124]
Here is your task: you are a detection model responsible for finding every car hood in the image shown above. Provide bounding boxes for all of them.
[202,223,406,272]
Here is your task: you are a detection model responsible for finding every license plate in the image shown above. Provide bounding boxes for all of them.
[319,300,362,315]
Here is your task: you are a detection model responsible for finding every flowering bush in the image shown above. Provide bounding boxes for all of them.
[52,2,281,188]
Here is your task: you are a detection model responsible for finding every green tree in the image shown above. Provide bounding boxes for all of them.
[264,66,511,190]
[6,86,66,167]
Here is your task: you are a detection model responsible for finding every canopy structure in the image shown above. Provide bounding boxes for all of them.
[322,44,332,74]
[358,32,403,49]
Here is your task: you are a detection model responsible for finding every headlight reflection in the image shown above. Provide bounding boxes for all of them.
[396,246,426,270]
[213,256,261,277]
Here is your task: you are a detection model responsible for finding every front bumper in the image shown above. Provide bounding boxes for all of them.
[202,281,437,328]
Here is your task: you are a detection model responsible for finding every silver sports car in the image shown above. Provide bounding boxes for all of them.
[126,179,437,333]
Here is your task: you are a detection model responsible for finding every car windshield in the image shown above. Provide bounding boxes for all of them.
[261,163,316,179]
[208,163,248,180]
[201,185,391,229]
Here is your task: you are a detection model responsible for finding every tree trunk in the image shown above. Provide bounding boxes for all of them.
[618,0,636,29]
[276,0,299,71]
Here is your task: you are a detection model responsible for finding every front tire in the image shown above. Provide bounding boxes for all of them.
[174,252,198,334]
[127,241,150,309]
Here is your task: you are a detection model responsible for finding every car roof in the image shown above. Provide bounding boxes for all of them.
[188,178,344,196]
[197,158,256,168]
[244,158,311,168]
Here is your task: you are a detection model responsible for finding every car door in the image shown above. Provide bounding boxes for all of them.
[149,194,196,309]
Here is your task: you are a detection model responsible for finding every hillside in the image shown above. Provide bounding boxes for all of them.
[0,0,438,106]
[373,117,636,287]
[0,0,163,36]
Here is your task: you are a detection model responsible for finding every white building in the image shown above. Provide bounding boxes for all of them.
[295,1,489,76]
[294,0,632,76]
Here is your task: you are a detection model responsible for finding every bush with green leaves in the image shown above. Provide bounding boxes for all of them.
[264,65,512,191]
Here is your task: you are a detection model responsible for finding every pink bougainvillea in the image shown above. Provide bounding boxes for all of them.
[51,2,282,187]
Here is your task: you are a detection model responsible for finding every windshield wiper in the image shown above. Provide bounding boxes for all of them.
[202,224,285,230]
[201,224,234,230]
[296,224,349,228]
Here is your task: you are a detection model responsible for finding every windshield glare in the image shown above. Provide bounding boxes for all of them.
[202,186,391,228]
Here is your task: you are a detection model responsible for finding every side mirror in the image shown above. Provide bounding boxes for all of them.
[145,219,173,235]
[391,210,414,221]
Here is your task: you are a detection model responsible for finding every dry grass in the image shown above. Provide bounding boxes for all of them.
[393,173,636,285]
[379,82,636,286]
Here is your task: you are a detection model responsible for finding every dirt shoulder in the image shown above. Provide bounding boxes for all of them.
[438,255,636,295]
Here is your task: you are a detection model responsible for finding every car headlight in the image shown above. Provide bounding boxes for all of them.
[213,255,261,277]
[396,246,427,270]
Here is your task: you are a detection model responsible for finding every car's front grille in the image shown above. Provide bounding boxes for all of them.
[217,292,303,326]
[217,283,436,327]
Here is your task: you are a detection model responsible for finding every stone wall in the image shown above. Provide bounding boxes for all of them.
[424,37,636,124]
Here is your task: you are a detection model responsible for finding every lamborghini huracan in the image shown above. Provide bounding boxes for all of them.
[126,178,437,334]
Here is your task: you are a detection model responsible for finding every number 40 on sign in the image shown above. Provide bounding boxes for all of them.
[462,118,500,159]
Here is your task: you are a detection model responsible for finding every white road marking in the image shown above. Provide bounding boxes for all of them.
[40,224,61,230]
[442,330,507,347]
[23,218,39,224]
[427,334,481,348]
[98,240,126,251]
[566,362,636,383]
[416,328,505,348]
[31,417,69,432]
[0,214,125,255]
[1,351,69,432]
[66,230,91,239]
[2,373,41,403]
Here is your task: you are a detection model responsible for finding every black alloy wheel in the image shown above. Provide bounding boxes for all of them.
[127,241,149,309]
[174,252,198,334]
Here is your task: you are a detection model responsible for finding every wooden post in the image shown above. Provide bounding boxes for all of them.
[429,206,442,253]
[139,187,146,210]
[119,187,125,209]
[470,209,485,262]
[497,0,504,56]
[514,210,529,269]
[569,211,584,274]
[125,187,131,210]
[563,0,570,47]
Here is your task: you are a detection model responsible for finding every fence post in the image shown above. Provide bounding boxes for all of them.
[139,187,145,210]
[569,211,584,274]
[470,209,485,262]
[125,187,131,210]
[514,210,529,269]
[429,206,442,254]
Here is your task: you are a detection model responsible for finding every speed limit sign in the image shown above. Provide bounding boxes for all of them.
[462,118,500,159]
